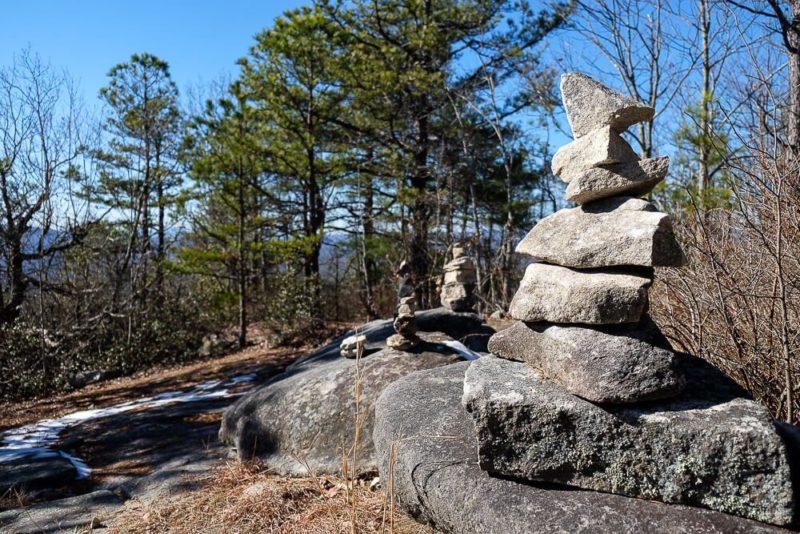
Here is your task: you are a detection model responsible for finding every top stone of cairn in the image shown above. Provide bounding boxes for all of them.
[561,72,654,138]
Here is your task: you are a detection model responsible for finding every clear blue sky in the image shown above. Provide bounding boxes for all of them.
[1,0,310,107]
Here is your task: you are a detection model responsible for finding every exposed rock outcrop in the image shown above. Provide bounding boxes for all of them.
[219,308,494,476]
[463,356,794,526]
[372,363,786,533]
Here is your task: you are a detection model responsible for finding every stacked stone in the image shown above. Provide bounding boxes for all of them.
[488,72,685,404]
[339,334,366,359]
[440,244,477,313]
[387,261,421,350]
[463,73,796,526]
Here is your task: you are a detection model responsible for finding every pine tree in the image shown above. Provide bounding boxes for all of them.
[181,82,267,348]
[94,53,182,309]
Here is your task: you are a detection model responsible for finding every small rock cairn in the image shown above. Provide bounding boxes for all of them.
[440,244,477,313]
[489,72,685,403]
[387,261,420,350]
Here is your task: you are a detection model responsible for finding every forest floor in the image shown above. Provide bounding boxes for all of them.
[0,326,428,532]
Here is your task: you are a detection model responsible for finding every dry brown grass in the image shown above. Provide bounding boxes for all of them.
[108,460,431,534]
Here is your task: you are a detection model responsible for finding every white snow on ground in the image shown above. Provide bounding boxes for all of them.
[0,372,258,479]
[441,339,481,361]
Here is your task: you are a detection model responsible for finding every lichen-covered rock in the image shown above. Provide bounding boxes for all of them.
[508,263,650,324]
[487,318,685,403]
[551,126,639,182]
[561,72,654,138]
[462,356,795,526]
[516,197,684,268]
[566,157,669,204]
[373,362,786,533]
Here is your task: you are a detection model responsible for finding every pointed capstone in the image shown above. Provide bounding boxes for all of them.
[507,263,650,325]
[561,72,654,138]
[566,156,669,204]
[552,126,639,182]
[487,318,686,403]
[516,197,685,268]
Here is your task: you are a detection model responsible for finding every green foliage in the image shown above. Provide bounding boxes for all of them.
[658,91,734,212]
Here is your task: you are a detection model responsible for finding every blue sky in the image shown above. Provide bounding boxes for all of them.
[1,0,309,107]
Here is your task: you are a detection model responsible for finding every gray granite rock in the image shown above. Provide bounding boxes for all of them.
[219,340,462,475]
[551,126,639,182]
[561,72,654,138]
[0,490,123,533]
[516,197,684,268]
[508,263,650,324]
[487,318,685,403]
[0,455,78,494]
[566,157,669,204]
[462,356,795,526]
[373,362,786,533]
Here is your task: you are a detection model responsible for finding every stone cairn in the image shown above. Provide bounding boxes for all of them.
[489,72,685,403]
[463,72,795,526]
[440,243,477,313]
[387,261,421,350]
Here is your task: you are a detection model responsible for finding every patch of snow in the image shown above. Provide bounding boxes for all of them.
[0,372,259,480]
[441,339,481,361]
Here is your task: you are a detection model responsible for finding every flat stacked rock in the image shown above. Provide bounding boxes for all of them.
[491,73,685,404]
[468,72,796,526]
[440,244,477,313]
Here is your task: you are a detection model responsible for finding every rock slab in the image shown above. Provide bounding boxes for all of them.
[516,197,684,268]
[219,337,464,475]
[551,126,639,182]
[487,318,685,403]
[373,362,786,533]
[561,72,655,138]
[462,356,795,526]
[508,263,650,325]
[566,157,669,204]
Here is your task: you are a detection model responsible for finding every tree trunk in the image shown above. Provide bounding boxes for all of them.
[0,238,26,326]
[237,160,247,350]
[410,115,431,308]
[360,177,379,320]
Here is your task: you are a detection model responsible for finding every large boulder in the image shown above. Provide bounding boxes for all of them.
[508,263,650,324]
[566,157,669,205]
[487,318,685,403]
[373,362,786,533]
[462,356,795,526]
[561,72,655,138]
[218,316,490,476]
[551,126,639,182]
[516,197,684,268]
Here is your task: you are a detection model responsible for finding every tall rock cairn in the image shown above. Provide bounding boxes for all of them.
[489,72,686,404]
[440,243,477,313]
[387,261,421,351]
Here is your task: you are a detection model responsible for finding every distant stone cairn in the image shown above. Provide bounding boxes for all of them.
[440,244,477,313]
[387,261,421,350]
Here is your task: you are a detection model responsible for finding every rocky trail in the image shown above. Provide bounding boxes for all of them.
[0,342,305,533]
